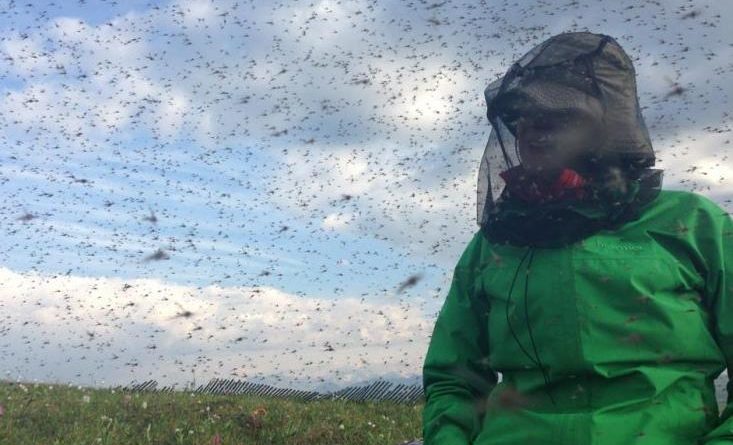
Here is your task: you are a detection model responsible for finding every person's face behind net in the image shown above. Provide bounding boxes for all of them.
[514,110,604,178]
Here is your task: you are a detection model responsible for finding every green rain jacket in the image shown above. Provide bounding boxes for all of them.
[422,189,733,444]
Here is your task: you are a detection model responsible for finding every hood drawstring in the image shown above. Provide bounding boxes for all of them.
[505,245,557,406]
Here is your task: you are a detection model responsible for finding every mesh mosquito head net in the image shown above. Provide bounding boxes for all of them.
[477,31,657,227]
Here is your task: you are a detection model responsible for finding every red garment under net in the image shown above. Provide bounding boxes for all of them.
[498,166,589,203]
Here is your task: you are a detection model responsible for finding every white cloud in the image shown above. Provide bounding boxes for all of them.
[1,36,53,76]
[322,211,355,230]
[176,0,216,26]
[0,266,430,391]
[154,88,190,139]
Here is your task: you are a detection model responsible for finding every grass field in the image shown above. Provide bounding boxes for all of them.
[0,379,424,445]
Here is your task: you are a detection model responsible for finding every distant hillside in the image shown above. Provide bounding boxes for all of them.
[311,373,421,393]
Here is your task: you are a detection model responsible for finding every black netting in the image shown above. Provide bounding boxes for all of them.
[477,31,658,229]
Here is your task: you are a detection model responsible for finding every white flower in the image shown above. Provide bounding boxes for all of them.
[82,395,91,403]
[141,400,147,409]
[339,424,345,430]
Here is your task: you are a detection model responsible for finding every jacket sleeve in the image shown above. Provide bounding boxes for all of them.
[694,195,733,445]
[422,232,499,445]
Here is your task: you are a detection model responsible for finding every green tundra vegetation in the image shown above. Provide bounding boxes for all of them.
[0,379,423,445]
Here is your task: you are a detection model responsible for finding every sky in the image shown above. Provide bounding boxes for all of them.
[0,0,731,393]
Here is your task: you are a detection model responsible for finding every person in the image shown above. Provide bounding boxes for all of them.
[421,31,733,445]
